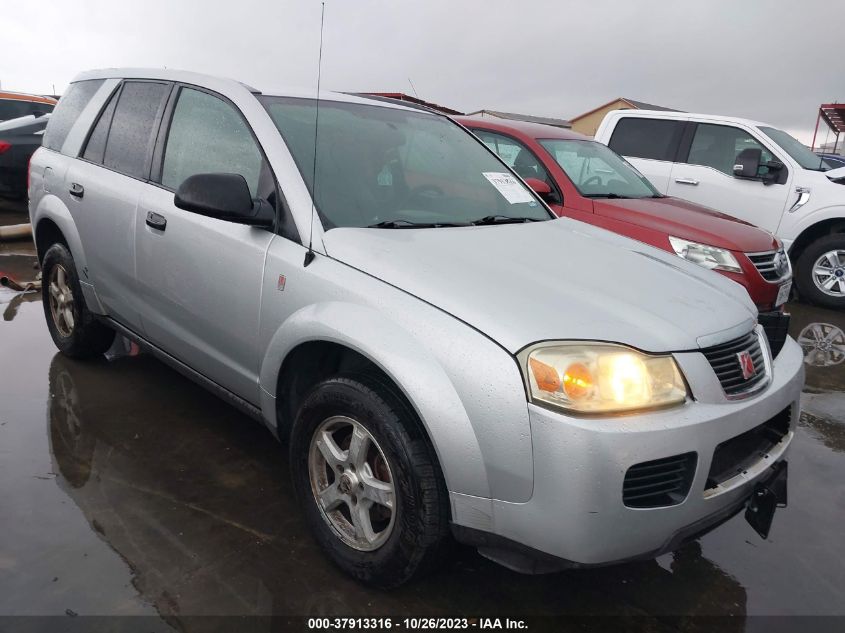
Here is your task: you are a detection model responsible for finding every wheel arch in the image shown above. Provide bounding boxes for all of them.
[788,214,845,261]
[32,194,87,272]
[259,302,492,499]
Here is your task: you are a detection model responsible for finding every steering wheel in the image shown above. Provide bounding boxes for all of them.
[404,184,445,206]
[582,175,602,187]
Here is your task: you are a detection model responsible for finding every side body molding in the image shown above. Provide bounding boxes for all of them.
[258,301,492,499]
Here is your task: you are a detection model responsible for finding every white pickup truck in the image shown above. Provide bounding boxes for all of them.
[595,110,845,309]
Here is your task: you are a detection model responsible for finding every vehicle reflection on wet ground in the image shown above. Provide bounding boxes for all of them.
[1,261,844,628]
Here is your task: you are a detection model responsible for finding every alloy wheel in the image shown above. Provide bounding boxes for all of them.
[48,264,75,337]
[797,322,845,367]
[308,415,396,551]
[812,249,845,297]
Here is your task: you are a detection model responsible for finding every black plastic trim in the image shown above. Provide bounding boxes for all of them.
[101,316,263,423]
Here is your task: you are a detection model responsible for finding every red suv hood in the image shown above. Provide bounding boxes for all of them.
[592,196,778,252]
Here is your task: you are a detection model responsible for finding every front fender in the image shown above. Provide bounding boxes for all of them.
[258,301,492,499]
[782,204,845,250]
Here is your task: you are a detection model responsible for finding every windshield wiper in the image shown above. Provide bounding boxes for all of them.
[366,219,468,229]
[471,215,545,225]
[582,193,632,199]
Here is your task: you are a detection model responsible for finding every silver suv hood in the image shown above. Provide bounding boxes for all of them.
[323,218,756,354]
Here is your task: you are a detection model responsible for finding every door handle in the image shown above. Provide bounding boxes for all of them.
[674,178,699,186]
[68,182,84,198]
[145,211,167,231]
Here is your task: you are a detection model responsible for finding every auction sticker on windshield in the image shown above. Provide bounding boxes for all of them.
[483,172,534,204]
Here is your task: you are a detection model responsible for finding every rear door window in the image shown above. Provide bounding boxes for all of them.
[42,80,104,151]
[102,81,170,179]
[608,117,685,162]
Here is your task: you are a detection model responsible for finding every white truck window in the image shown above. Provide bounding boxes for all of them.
[687,123,774,176]
[608,118,684,162]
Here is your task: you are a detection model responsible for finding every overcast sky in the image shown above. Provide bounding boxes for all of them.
[2,0,842,145]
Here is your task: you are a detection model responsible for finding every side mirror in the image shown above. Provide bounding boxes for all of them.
[174,173,274,227]
[524,177,552,196]
[733,148,762,179]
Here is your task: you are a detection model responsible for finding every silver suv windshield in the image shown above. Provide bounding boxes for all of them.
[538,139,660,199]
[260,96,552,229]
[760,126,829,172]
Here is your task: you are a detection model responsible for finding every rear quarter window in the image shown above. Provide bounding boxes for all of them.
[42,80,104,152]
[608,117,685,162]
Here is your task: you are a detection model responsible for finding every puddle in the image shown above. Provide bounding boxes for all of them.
[0,299,843,625]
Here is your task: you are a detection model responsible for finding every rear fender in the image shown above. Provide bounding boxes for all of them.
[32,193,104,314]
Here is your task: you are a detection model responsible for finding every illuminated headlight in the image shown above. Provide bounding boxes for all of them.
[669,236,741,273]
[520,343,688,414]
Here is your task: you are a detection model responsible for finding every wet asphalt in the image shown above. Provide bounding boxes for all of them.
[1,207,844,629]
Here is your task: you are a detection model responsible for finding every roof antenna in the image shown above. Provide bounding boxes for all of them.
[304,1,326,267]
[407,77,419,99]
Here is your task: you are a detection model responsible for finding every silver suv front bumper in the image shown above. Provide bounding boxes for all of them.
[454,336,804,568]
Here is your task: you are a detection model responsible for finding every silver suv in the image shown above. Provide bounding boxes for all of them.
[29,69,804,587]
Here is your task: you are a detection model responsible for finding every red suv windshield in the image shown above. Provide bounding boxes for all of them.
[539,139,660,199]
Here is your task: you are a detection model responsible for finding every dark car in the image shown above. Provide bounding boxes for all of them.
[0,91,56,122]
[819,153,845,169]
[0,114,49,200]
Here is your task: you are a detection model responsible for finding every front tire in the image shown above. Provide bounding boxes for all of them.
[795,234,845,309]
[290,375,450,587]
[41,243,115,359]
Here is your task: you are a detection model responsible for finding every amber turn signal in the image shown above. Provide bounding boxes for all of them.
[529,357,561,392]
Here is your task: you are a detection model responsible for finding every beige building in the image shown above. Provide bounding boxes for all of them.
[569,97,680,137]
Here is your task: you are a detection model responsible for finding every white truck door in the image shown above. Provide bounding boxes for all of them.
[666,121,792,232]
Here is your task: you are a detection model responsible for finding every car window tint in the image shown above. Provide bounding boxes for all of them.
[103,81,169,179]
[42,80,103,151]
[687,123,774,176]
[161,88,263,196]
[82,88,119,164]
[608,117,684,162]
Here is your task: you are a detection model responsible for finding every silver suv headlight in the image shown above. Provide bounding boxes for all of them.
[519,342,688,414]
[669,236,741,273]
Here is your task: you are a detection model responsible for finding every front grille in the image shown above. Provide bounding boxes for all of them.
[701,331,767,397]
[705,406,791,489]
[747,250,787,282]
[758,311,790,358]
[623,452,697,508]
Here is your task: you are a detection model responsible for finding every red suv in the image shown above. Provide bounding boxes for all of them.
[457,116,793,352]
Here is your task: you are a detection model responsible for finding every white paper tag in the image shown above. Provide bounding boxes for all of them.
[482,172,534,204]
[775,281,791,307]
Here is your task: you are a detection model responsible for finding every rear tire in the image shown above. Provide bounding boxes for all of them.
[290,374,451,588]
[41,243,115,359]
[794,234,845,310]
